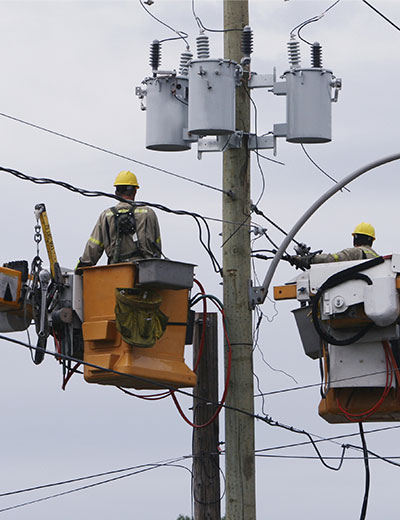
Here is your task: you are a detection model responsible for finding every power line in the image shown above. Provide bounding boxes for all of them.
[0,333,357,464]
[256,425,400,454]
[191,0,242,33]
[300,144,351,193]
[290,0,342,45]
[254,367,400,398]
[0,460,193,514]
[0,455,192,498]
[0,165,222,274]
[361,0,400,33]
[0,112,227,195]
[138,0,190,47]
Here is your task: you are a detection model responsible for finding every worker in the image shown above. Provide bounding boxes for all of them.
[76,170,161,269]
[292,222,378,270]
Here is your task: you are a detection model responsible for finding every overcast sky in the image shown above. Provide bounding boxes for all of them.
[0,1,400,519]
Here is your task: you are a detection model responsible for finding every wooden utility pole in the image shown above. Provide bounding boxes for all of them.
[223,1,256,519]
[192,312,221,520]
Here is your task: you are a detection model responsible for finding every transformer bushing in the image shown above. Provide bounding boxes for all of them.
[284,68,334,143]
[144,75,190,151]
[188,59,237,136]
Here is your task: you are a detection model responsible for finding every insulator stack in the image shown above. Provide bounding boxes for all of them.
[241,25,253,57]
[196,34,210,59]
[287,38,301,69]
[150,40,161,71]
[179,49,193,75]
[311,42,322,68]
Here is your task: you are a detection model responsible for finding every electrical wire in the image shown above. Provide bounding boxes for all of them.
[358,423,370,520]
[290,0,342,45]
[244,86,266,206]
[0,455,192,497]
[138,0,190,47]
[0,112,227,195]
[361,0,400,33]
[191,0,242,33]
[0,332,392,473]
[255,151,285,166]
[0,459,193,514]
[0,166,222,274]
[300,144,351,193]
[251,204,302,247]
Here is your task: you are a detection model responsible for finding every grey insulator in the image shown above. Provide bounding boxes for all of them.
[196,34,210,59]
[179,49,193,75]
[241,25,253,57]
[287,38,301,69]
[150,40,161,70]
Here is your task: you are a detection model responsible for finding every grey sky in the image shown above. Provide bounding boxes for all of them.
[0,1,400,518]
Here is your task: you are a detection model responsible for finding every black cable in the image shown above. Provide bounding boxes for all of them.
[358,423,370,520]
[0,455,191,497]
[244,86,266,206]
[0,166,222,274]
[0,333,371,470]
[191,0,242,33]
[255,367,400,398]
[361,0,400,33]
[0,112,227,195]
[256,425,400,455]
[300,144,351,193]
[255,151,285,166]
[311,257,385,345]
[138,0,190,47]
[251,205,302,247]
[0,460,193,514]
[290,0,342,45]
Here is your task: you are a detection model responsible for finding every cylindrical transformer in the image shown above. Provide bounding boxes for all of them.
[284,68,333,143]
[188,59,237,136]
[145,75,190,151]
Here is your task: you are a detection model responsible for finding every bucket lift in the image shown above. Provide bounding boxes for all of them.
[0,204,196,392]
[274,254,400,423]
[81,260,196,390]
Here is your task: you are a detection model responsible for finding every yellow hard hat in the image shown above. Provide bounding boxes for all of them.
[352,222,375,240]
[113,170,139,188]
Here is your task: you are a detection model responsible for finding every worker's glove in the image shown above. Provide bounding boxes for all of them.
[289,255,312,271]
[75,259,92,275]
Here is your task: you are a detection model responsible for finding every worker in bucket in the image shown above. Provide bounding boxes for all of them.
[291,222,378,270]
[76,170,161,269]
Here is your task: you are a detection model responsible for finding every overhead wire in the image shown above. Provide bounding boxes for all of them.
[290,0,342,45]
[0,165,222,274]
[256,425,400,455]
[138,0,190,47]
[191,0,242,33]
[0,333,354,467]
[361,0,400,33]
[0,455,192,498]
[300,144,351,193]
[0,459,193,514]
[0,112,227,195]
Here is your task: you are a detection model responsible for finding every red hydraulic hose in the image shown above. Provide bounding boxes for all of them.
[336,342,393,422]
[171,303,232,429]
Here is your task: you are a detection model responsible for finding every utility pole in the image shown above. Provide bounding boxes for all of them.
[223,1,256,519]
[192,313,220,520]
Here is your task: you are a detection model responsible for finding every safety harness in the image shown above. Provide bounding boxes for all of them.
[109,206,141,264]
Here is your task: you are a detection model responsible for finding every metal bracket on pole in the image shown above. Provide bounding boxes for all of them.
[248,73,275,89]
[248,134,275,151]
[197,131,243,159]
[249,283,265,309]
